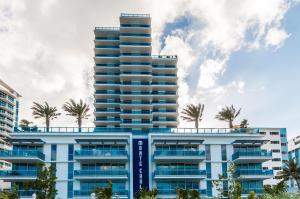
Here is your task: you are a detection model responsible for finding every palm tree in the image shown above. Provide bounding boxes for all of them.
[181,104,204,132]
[31,102,61,132]
[189,189,200,199]
[239,119,249,128]
[62,99,90,132]
[215,105,241,128]
[19,119,33,131]
[94,181,112,199]
[136,188,158,199]
[263,181,287,196]
[176,188,188,199]
[277,158,300,190]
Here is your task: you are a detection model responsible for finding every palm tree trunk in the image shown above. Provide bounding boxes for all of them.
[195,120,199,133]
[294,177,300,190]
[46,117,50,132]
[78,117,82,132]
[229,120,233,128]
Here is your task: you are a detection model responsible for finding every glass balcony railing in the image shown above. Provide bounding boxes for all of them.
[152,82,177,85]
[18,190,39,197]
[121,24,150,28]
[153,74,177,77]
[0,150,45,160]
[74,170,128,176]
[155,169,206,176]
[121,82,151,85]
[120,53,151,56]
[152,101,177,104]
[95,54,119,57]
[95,118,120,122]
[95,37,119,40]
[95,72,120,76]
[0,170,38,177]
[122,121,151,124]
[232,151,272,160]
[95,99,120,103]
[152,65,176,68]
[95,63,119,67]
[95,109,120,112]
[154,150,205,157]
[121,91,151,95]
[74,190,128,196]
[120,13,150,18]
[153,110,177,113]
[121,72,151,75]
[74,150,128,157]
[121,110,151,114]
[152,91,177,95]
[153,119,177,122]
[158,189,205,195]
[95,91,120,94]
[235,170,273,176]
[121,101,151,104]
[120,33,150,37]
[120,62,151,65]
[95,45,119,49]
[120,42,151,46]
[95,81,120,84]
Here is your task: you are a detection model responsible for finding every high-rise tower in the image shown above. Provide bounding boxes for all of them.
[93,13,178,131]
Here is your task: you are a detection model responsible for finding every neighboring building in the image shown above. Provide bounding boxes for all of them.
[94,13,178,130]
[0,127,275,199]
[260,128,288,185]
[288,135,300,191]
[0,79,21,190]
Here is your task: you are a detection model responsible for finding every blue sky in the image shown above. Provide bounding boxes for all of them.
[0,0,299,139]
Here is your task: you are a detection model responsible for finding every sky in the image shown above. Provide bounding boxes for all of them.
[0,0,300,139]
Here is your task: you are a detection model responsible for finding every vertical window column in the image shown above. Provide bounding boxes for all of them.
[51,144,57,171]
[205,145,212,197]
[68,144,74,198]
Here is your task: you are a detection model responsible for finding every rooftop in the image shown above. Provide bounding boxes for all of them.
[12,127,260,134]
[120,13,150,18]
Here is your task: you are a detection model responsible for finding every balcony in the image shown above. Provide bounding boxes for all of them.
[120,33,150,37]
[235,170,273,180]
[154,169,206,180]
[74,170,128,180]
[0,150,45,163]
[0,170,37,181]
[232,151,272,164]
[95,63,119,67]
[74,150,128,163]
[95,36,119,41]
[120,24,150,28]
[74,190,128,198]
[152,65,176,69]
[158,189,206,196]
[95,45,119,49]
[95,54,119,58]
[153,150,205,163]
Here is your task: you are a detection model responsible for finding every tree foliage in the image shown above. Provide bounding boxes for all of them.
[0,185,19,199]
[181,103,204,131]
[25,164,57,199]
[62,99,90,131]
[176,188,200,199]
[135,188,158,199]
[94,181,113,199]
[215,105,241,128]
[31,102,61,131]
[263,181,287,196]
[277,158,300,190]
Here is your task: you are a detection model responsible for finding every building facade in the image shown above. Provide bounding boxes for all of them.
[0,13,289,199]
[94,13,178,130]
[288,135,300,191]
[0,127,281,199]
[0,79,21,190]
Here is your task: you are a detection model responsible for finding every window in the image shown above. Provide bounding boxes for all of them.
[270,132,279,135]
[260,132,266,135]
[221,145,227,161]
[272,149,280,153]
[271,141,280,144]
[263,167,268,170]
[272,158,281,162]
[205,145,211,161]
[206,163,211,178]
[281,143,287,146]
[273,167,282,170]
[51,144,57,161]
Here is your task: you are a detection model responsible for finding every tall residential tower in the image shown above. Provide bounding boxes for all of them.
[0,79,21,190]
[94,13,178,130]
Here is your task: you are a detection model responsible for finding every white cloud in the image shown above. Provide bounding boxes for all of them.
[0,0,297,128]
[265,27,290,48]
